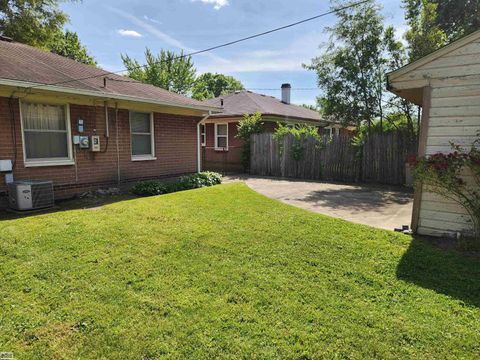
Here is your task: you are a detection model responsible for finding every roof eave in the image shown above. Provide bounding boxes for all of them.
[387,29,480,81]
[0,78,223,113]
[209,112,324,124]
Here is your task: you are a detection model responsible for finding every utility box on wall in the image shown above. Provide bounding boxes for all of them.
[91,135,100,152]
[0,160,12,172]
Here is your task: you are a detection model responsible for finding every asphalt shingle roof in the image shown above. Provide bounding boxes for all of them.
[203,90,323,122]
[0,39,217,111]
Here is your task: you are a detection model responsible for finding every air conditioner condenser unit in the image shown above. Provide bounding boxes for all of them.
[8,180,54,211]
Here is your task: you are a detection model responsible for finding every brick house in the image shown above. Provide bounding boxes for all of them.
[0,37,220,205]
[200,84,353,172]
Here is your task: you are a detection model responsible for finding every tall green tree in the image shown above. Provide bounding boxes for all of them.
[50,30,96,65]
[0,0,67,48]
[403,0,447,61]
[305,0,417,138]
[404,0,479,49]
[304,0,386,130]
[0,0,97,65]
[434,0,480,40]
[192,72,244,100]
[121,48,196,96]
[384,26,417,138]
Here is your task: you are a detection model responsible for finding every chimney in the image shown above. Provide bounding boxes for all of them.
[281,83,291,104]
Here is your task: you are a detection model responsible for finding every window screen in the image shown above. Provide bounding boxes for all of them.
[130,112,153,156]
[21,102,69,160]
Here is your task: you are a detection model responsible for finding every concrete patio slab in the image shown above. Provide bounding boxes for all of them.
[225,175,413,231]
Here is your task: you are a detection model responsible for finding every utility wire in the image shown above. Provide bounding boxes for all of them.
[26,0,369,90]
[247,88,318,91]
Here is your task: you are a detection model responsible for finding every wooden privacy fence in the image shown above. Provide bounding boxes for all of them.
[250,132,417,185]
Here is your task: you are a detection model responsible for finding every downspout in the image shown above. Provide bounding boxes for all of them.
[197,112,212,172]
[115,102,120,184]
[104,101,110,138]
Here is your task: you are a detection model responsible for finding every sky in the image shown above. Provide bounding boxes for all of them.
[61,0,407,105]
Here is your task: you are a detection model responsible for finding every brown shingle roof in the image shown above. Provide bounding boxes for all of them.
[0,39,219,112]
[203,90,323,123]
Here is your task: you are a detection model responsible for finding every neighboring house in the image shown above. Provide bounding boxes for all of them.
[0,36,220,205]
[387,29,480,238]
[200,84,350,172]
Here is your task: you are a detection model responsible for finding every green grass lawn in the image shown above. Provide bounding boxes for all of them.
[0,183,479,359]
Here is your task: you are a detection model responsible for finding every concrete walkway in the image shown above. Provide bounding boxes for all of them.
[225,175,413,231]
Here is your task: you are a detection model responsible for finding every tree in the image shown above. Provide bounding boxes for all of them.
[0,0,67,48]
[0,1,96,65]
[434,0,480,41]
[236,112,264,170]
[301,104,321,112]
[403,0,447,61]
[304,0,386,130]
[384,26,418,139]
[121,48,196,96]
[50,30,96,65]
[404,0,479,51]
[192,73,244,100]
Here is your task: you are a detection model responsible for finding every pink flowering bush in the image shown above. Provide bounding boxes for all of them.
[408,135,480,242]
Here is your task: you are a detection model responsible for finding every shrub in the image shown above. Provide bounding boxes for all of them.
[409,135,480,243]
[131,180,168,197]
[131,172,222,197]
[273,123,323,161]
[236,112,264,171]
[178,171,223,189]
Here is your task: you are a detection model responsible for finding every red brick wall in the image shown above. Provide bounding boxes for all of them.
[0,97,200,200]
[202,120,278,173]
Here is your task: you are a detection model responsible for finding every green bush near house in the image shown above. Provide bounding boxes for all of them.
[131,180,169,196]
[178,171,223,189]
[131,172,222,196]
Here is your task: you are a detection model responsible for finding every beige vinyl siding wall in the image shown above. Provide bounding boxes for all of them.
[392,38,480,238]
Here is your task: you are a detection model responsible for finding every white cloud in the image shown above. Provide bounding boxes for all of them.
[192,0,229,10]
[143,15,161,24]
[117,29,142,38]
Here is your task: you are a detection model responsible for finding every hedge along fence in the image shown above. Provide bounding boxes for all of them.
[250,132,417,185]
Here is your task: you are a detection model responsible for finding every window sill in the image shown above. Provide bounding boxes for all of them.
[131,156,157,162]
[25,159,75,168]
[214,148,229,152]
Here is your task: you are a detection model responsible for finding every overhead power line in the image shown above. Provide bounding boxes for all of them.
[247,88,318,91]
[27,0,369,90]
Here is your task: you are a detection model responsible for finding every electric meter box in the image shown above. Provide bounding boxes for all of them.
[91,135,100,152]
[79,136,89,149]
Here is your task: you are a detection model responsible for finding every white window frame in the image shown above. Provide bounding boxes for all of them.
[214,123,228,151]
[130,111,156,161]
[201,124,206,146]
[19,100,74,167]
[324,126,340,137]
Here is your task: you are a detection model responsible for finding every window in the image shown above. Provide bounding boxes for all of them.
[200,124,206,146]
[215,123,228,150]
[324,126,340,137]
[130,111,155,160]
[20,102,73,166]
